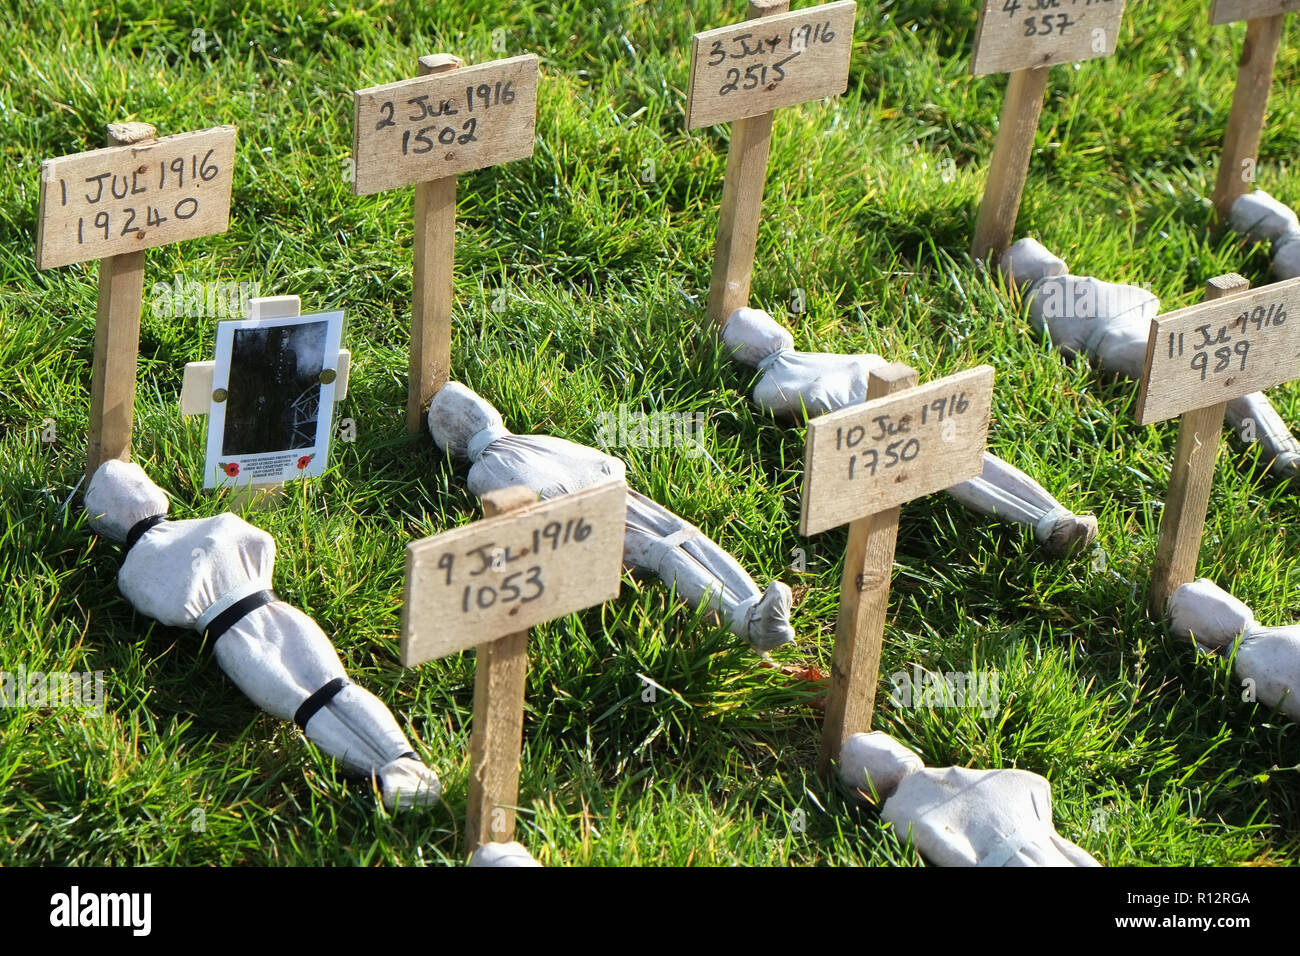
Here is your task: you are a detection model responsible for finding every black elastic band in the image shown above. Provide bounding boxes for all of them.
[203,589,278,643]
[125,514,167,552]
[294,677,350,729]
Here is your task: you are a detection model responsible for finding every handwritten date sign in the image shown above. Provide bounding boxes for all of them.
[1212,0,1299,24]
[36,126,236,270]
[800,366,995,535]
[1136,277,1300,425]
[686,0,856,130]
[352,54,538,196]
[401,480,626,666]
[971,0,1127,76]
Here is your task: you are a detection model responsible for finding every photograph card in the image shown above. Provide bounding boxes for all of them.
[203,310,345,488]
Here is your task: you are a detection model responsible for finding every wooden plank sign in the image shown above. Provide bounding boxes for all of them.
[1136,276,1300,426]
[400,480,626,856]
[969,2,1128,261]
[352,54,538,196]
[352,54,540,433]
[1209,1,1294,218]
[37,126,236,270]
[971,0,1127,76]
[34,123,238,480]
[1212,0,1299,25]
[801,366,994,535]
[402,480,626,665]
[686,0,856,130]
[692,0,857,327]
[1135,275,1300,616]
[801,364,994,776]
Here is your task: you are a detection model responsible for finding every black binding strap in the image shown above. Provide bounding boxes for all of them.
[203,589,278,643]
[294,677,350,729]
[124,514,167,552]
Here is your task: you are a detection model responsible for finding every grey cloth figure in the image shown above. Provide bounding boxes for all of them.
[84,460,441,810]
[1002,237,1300,480]
[1228,190,1300,281]
[468,841,542,867]
[1167,578,1300,722]
[721,307,1098,557]
[427,382,794,651]
[839,731,1101,867]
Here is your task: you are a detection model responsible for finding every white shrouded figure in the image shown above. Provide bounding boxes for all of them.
[721,307,1099,557]
[839,731,1100,867]
[468,841,542,867]
[1001,237,1300,480]
[1228,190,1300,281]
[1167,578,1300,722]
[83,460,441,810]
[427,382,795,651]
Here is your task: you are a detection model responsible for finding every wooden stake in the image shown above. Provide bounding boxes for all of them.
[704,0,790,328]
[408,54,462,433]
[1211,14,1286,221]
[970,66,1050,265]
[463,484,536,850]
[85,122,156,480]
[818,364,918,778]
[1148,274,1251,616]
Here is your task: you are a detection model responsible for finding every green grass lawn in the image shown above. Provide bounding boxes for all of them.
[1,0,1298,866]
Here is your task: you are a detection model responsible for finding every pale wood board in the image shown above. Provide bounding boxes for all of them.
[818,364,915,778]
[409,173,457,431]
[1211,14,1286,219]
[686,0,856,129]
[1212,0,1299,24]
[37,126,236,270]
[971,0,1127,76]
[83,124,154,480]
[463,485,536,850]
[1147,275,1249,616]
[971,65,1050,262]
[704,0,790,326]
[352,54,538,195]
[401,480,627,666]
[1136,275,1300,425]
[800,365,995,536]
[407,54,461,433]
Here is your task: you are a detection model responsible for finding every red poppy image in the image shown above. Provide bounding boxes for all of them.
[220,462,239,477]
[296,454,314,470]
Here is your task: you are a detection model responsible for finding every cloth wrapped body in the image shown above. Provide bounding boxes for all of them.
[1228,190,1300,281]
[839,731,1100,867]
[1001,238,1300,480]
[84,460,441,810]
[1167,578,1300,722]
[427,382,794,651]
[721,307,1098,557]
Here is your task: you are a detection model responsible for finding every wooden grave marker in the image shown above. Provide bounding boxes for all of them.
[689,0,857,327]
[400,480,626,853]
[1209,0,1297,220]
[352,53,539,432]
[35,123,238,480]
[800,363,995,776]
[179,295,352,509]
[1137,273,1300,615]
[969,0,1128,262]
